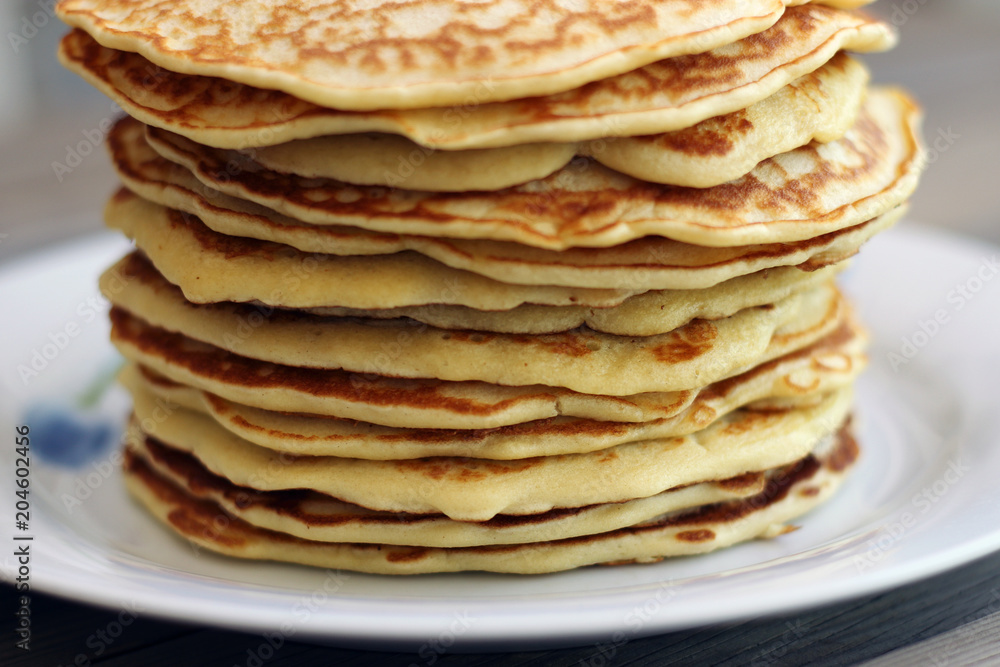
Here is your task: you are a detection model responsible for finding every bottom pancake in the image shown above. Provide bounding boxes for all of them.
[127,433,769,548]
[122,423,858,575]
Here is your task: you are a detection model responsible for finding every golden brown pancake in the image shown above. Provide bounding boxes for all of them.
[107,288,849,430]
[293,260,845,337]
[126,434,762,547]
[106,122,887,295]
[56,1,878,112]
[593,52,868,188]
[102,254,843,396]
[106,281,844,398]
[107,246,845,338]
[140,88,922,249]
[121,314,865,460]
[103,183,906,300]
[93,52,868,193]
[242,53,869,191]
[124,387,852,520]
[121,421,858,573]
[59,6,890,148]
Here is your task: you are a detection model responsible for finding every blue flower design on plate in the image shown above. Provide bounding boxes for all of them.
[21,360,123,468]
[22,403,117,468]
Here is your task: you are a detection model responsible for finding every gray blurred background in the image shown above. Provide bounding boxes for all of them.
[0,0,998,261]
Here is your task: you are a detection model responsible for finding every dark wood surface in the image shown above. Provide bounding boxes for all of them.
[4,549,1000,666]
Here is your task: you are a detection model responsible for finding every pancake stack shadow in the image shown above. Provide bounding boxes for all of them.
[57,0,923,574]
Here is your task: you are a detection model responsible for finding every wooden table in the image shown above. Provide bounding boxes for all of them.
[3,2,1000,664]
[3,550,1000,666]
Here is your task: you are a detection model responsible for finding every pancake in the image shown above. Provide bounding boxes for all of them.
[141,88,922,249]
[122,315,866,459]
[121,421,858,573]
[128,434,762,547]
[108,247,844,338]
[243,53,869,191]
[107,280,844,397]
[104,188,633,309]
[295,261,844,336]
[124,386,853,520]
[107,291,848,430]
[103,185,905,299]
[102,254,842,396]
[108,121,877,296]
[59,6,890,149]
[55,1,876,112]
[594,52,868,188]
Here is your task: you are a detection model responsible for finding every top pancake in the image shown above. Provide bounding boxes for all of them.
[58,5,893,148]
[55,0,873,112]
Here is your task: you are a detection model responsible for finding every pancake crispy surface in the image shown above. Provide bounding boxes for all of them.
[122,315,865,459]
[596,52,868,189]
[125,387,852,521]
[59,6,889,149]
[56,1,876,112]
[107,122,893,295]
[121,422,858,573]
[104,184,905,300]
[103,253,845,395]
[243,53,870,191]
[128,434,771,548]
[108,287,849,430]
[140,88,921,249]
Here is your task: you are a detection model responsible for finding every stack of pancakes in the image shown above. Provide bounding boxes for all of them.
[57,0,923,574]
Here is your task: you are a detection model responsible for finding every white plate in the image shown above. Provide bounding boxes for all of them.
[2,225,999,651]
